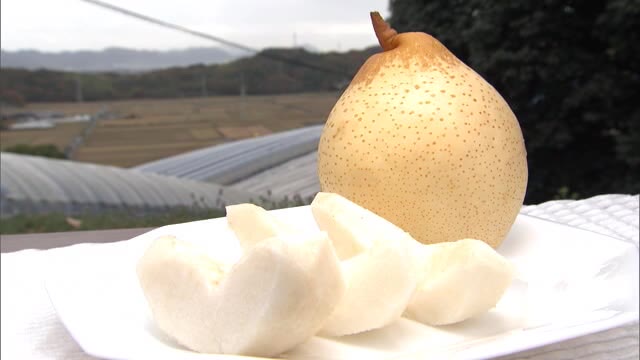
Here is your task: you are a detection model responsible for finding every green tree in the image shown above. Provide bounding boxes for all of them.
[0,89,26,106]
[4,144,67,159]
[389,0,639,203]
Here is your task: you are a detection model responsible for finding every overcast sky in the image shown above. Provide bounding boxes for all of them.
[1,0,390,53]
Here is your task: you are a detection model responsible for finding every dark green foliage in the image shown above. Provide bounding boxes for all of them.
[0,209,225,235]
[0,213,72,234]
[0,88,26,106]
[389,0,639,203]
[252,193,314,211]
[4,144,66,159]
[0,194,313,234]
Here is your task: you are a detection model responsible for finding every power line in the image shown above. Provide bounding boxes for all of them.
[80,0,353,78]
[81,0,257,54]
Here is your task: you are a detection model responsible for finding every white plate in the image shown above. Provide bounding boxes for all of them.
[45,206,639,360]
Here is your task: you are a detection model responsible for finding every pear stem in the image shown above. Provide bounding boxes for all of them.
[370,11,398,51]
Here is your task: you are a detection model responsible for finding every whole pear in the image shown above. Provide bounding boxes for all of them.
[317,12,528,248]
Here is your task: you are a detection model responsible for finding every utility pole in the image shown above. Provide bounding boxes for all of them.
[201,74,208,97]
[75,75,83,103]
[239,72,247,122]
[239,72,246,98]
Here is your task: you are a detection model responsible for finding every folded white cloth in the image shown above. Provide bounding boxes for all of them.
[1,194,638,360]
[498,194,639,360]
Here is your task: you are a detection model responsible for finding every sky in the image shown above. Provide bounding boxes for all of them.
[1,0,390,53]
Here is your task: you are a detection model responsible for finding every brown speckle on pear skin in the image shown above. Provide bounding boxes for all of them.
[317,12,528,248]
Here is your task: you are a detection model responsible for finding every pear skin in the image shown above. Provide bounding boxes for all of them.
[317,12,528,248]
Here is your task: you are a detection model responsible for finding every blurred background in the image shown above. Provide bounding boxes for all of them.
[1,0,638,234]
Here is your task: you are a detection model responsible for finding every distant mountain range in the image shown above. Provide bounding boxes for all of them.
[0,47,249,72]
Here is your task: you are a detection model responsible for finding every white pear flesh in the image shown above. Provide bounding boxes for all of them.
[311,192,421,259]
[405,239,514,326]
[137,232,345,357]
[311,192,419,336]
[226,203,298,250]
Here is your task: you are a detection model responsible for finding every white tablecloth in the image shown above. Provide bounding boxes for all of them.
[2,194,638,360]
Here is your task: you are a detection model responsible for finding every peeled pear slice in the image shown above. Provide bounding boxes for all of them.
[405,239,514,326]
[311,192,419,336]
[226,203,298,249]
[137,232,345,357]
[311,192,421,259]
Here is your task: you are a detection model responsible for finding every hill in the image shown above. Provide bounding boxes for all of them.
[0,47,378,104]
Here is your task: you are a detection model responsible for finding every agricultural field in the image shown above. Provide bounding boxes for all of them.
[0,122,86,151]
[0,92,339,167]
